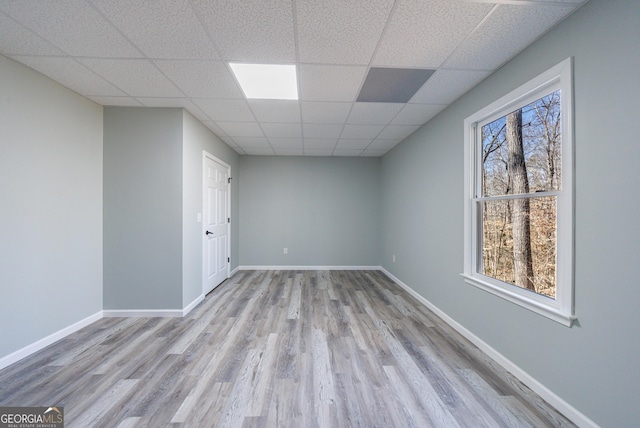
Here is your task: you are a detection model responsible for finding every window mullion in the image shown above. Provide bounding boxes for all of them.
[476,191,560,202]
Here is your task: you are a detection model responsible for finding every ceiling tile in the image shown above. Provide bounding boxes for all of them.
[298,65,367,102]
[391,104,446,125]
[1,0,140,57]
[0,13,65,55]
[334,149,364,157]
[216,121,264,137]
[304,149,334,156]
[335,139,373,150]
[443,3,576,70]
[90,0,217,60]
[296,0,394,64]
[136,97,208,122]
[303,124,343,139]
[377,125,420,140]
[186,107,211,123]
[373,0,493,67]
[261,123,302,139]
[248,100,301,123]
[79,59,183,97]
[347,103,403,124]
[155,60,243,98]
[191,0,295,62]
[301,102,352,124]
[136,97,198,109]
[0,0,584,158]
[10,56,126,96]
[304,139,337,150]
[199,121,228,136]
[367,140,400,150]
[85,96,143,106]
[274,148,304,156]
[268,138,303,149]
[341,124,385,139]
[361,149,389,157]
[243,147,276,155]
[232,137,272,148]
[193,99,254,122]
[410,69,492,105]
[220,136,238,146]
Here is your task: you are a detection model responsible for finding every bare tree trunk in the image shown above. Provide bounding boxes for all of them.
[506,110,535,291]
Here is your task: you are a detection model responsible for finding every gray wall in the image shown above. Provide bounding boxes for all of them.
[0,55,103,358]
[182,111,239,306]
[104,108,239,311]
[239,156,380,267]
[380,0,640,426]
[103,107,183,310]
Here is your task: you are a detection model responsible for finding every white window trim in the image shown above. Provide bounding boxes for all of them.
[462,57,575,327]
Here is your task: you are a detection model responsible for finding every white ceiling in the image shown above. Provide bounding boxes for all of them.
[0,0,587,157]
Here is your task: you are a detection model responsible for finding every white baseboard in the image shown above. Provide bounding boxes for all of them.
[230,266,240,276]
[182,294,204,316]
[0,311,103,371]
[0,298,204,371]
[104,296,206,318]
[103,309,183,318]
[238,265,382,271]
[379,268,597,428]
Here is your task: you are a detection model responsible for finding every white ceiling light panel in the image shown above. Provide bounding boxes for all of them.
[229,63,298,100]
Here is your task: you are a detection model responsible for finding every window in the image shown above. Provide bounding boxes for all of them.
[463,58,574,326]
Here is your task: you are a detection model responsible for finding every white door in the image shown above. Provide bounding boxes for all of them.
[203,155,230,294]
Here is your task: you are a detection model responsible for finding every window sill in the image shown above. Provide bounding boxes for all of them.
[461,274,576,327]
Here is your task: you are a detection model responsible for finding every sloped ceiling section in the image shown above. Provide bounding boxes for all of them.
[0,0,587,156]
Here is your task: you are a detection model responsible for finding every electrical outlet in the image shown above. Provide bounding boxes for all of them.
[283,248,288,255]
[392,254,396,263]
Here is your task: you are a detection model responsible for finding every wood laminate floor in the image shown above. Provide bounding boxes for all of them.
[0,270,575,427]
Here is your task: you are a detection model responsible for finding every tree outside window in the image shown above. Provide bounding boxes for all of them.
[480,90,561,299]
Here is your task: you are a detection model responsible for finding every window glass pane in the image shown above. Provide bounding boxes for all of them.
[480,196,557,299]
[481,90,561,197]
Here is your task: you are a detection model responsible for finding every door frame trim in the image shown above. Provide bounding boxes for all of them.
[202,151,231,295]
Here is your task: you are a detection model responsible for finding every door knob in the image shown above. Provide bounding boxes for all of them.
[206,231,214,235]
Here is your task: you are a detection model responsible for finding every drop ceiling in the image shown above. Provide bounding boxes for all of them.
[0,0,587,157]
